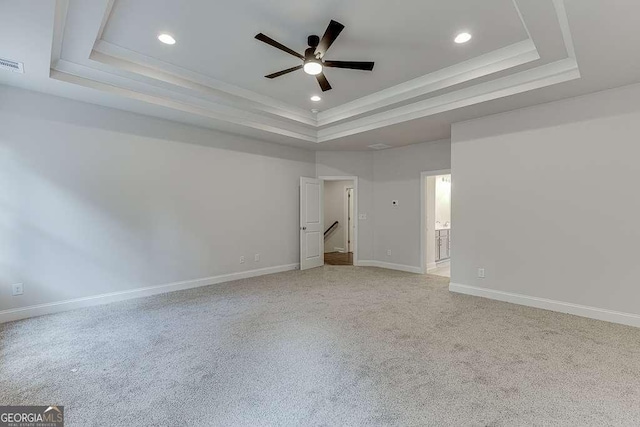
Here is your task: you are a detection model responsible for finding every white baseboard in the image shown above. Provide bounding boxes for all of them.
[358,260,422,274]
[334,247,345,253]
[0,263,299,324]
[449,282,640,328]
[426,262,438,272]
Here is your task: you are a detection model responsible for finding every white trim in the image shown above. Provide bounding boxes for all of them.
[449,283,640,328]
[333,247,346,253]
[50,0,69,68]
[50,65,317,143]
[90,41,316,126]
[553,0,577,59]
[358,260,423,274]
[0,264,299,324]
[420,170,451,274]
[344,186,354,253]
[317,39,539,126]
[426,262,438,272]
[316,58,579,142]
[319,176,359,266]
[93,0,115,45]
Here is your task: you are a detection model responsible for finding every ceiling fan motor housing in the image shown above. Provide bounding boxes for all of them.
[308,35,320,48]
[305,47,320,62]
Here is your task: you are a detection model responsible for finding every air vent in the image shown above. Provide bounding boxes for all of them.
[0,57,24,73]
[368,143,391,150]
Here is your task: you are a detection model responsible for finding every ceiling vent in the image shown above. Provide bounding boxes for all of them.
[0,57,24,73]
[368,143,391,150]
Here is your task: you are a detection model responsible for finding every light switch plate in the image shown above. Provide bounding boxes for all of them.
[11,283,24,296]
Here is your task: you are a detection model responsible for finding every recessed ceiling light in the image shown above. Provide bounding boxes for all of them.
[454,32,472,44]
[158,33,176,45]
[310,95,321,102]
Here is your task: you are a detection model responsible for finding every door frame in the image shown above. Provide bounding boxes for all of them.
[319,176,359,266]
[420,169,451,275]
[344,186,354,253]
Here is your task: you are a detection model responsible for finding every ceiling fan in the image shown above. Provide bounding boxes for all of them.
[255,20,375,92]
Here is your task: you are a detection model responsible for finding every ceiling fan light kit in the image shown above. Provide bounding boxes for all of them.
[255,20,375,92]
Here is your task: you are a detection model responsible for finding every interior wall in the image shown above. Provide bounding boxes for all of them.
[451,83,640,319]
[317,140,451,270]
[0,86,316,312]
[373,140,451,269]
[323,180,353,253]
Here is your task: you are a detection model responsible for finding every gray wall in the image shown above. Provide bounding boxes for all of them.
[0,86,315,311]
[451,83,640,316]
[317,140,451,269]
[373,141,450,268]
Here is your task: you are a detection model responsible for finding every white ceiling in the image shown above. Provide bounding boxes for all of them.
[101,0,528,109]
[1,0,639,151]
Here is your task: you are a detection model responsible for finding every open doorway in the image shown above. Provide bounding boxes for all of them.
[321,177,357,266]
[421,171,451,277]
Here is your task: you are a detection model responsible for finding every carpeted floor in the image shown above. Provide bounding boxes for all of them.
[2,266,640,426]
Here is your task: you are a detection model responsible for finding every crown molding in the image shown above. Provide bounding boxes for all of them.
[317,39,540,126]
[317,58,579,142]
[51,61,318,142]
[50,0,69,67]
[91,41,318,126]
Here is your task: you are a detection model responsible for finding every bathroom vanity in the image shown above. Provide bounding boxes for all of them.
[435,228,451,262]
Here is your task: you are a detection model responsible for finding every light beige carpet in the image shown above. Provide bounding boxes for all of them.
[2,266,640,426]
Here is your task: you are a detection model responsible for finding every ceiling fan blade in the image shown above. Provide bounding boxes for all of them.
[265,65,303,79]
[255,33,304,60]
[316,20,345,57]
[316,72,332,92]
[324,60,375,71]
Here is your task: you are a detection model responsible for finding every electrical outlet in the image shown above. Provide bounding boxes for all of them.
[254,254,260,262]
[387,249,392,256]
[239,256,245,264]
[11,283,24,296]
[478,268,485,279]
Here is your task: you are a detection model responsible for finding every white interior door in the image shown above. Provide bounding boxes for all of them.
[300,177,324,270]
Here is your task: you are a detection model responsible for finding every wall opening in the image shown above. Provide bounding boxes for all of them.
[322,179,356,266]
[422,171,451,278]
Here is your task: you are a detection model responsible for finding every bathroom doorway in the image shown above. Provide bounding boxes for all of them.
[421,171,451,277]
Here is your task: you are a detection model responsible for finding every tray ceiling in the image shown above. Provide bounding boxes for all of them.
[100,0,529,109]
[9,0,639,150]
